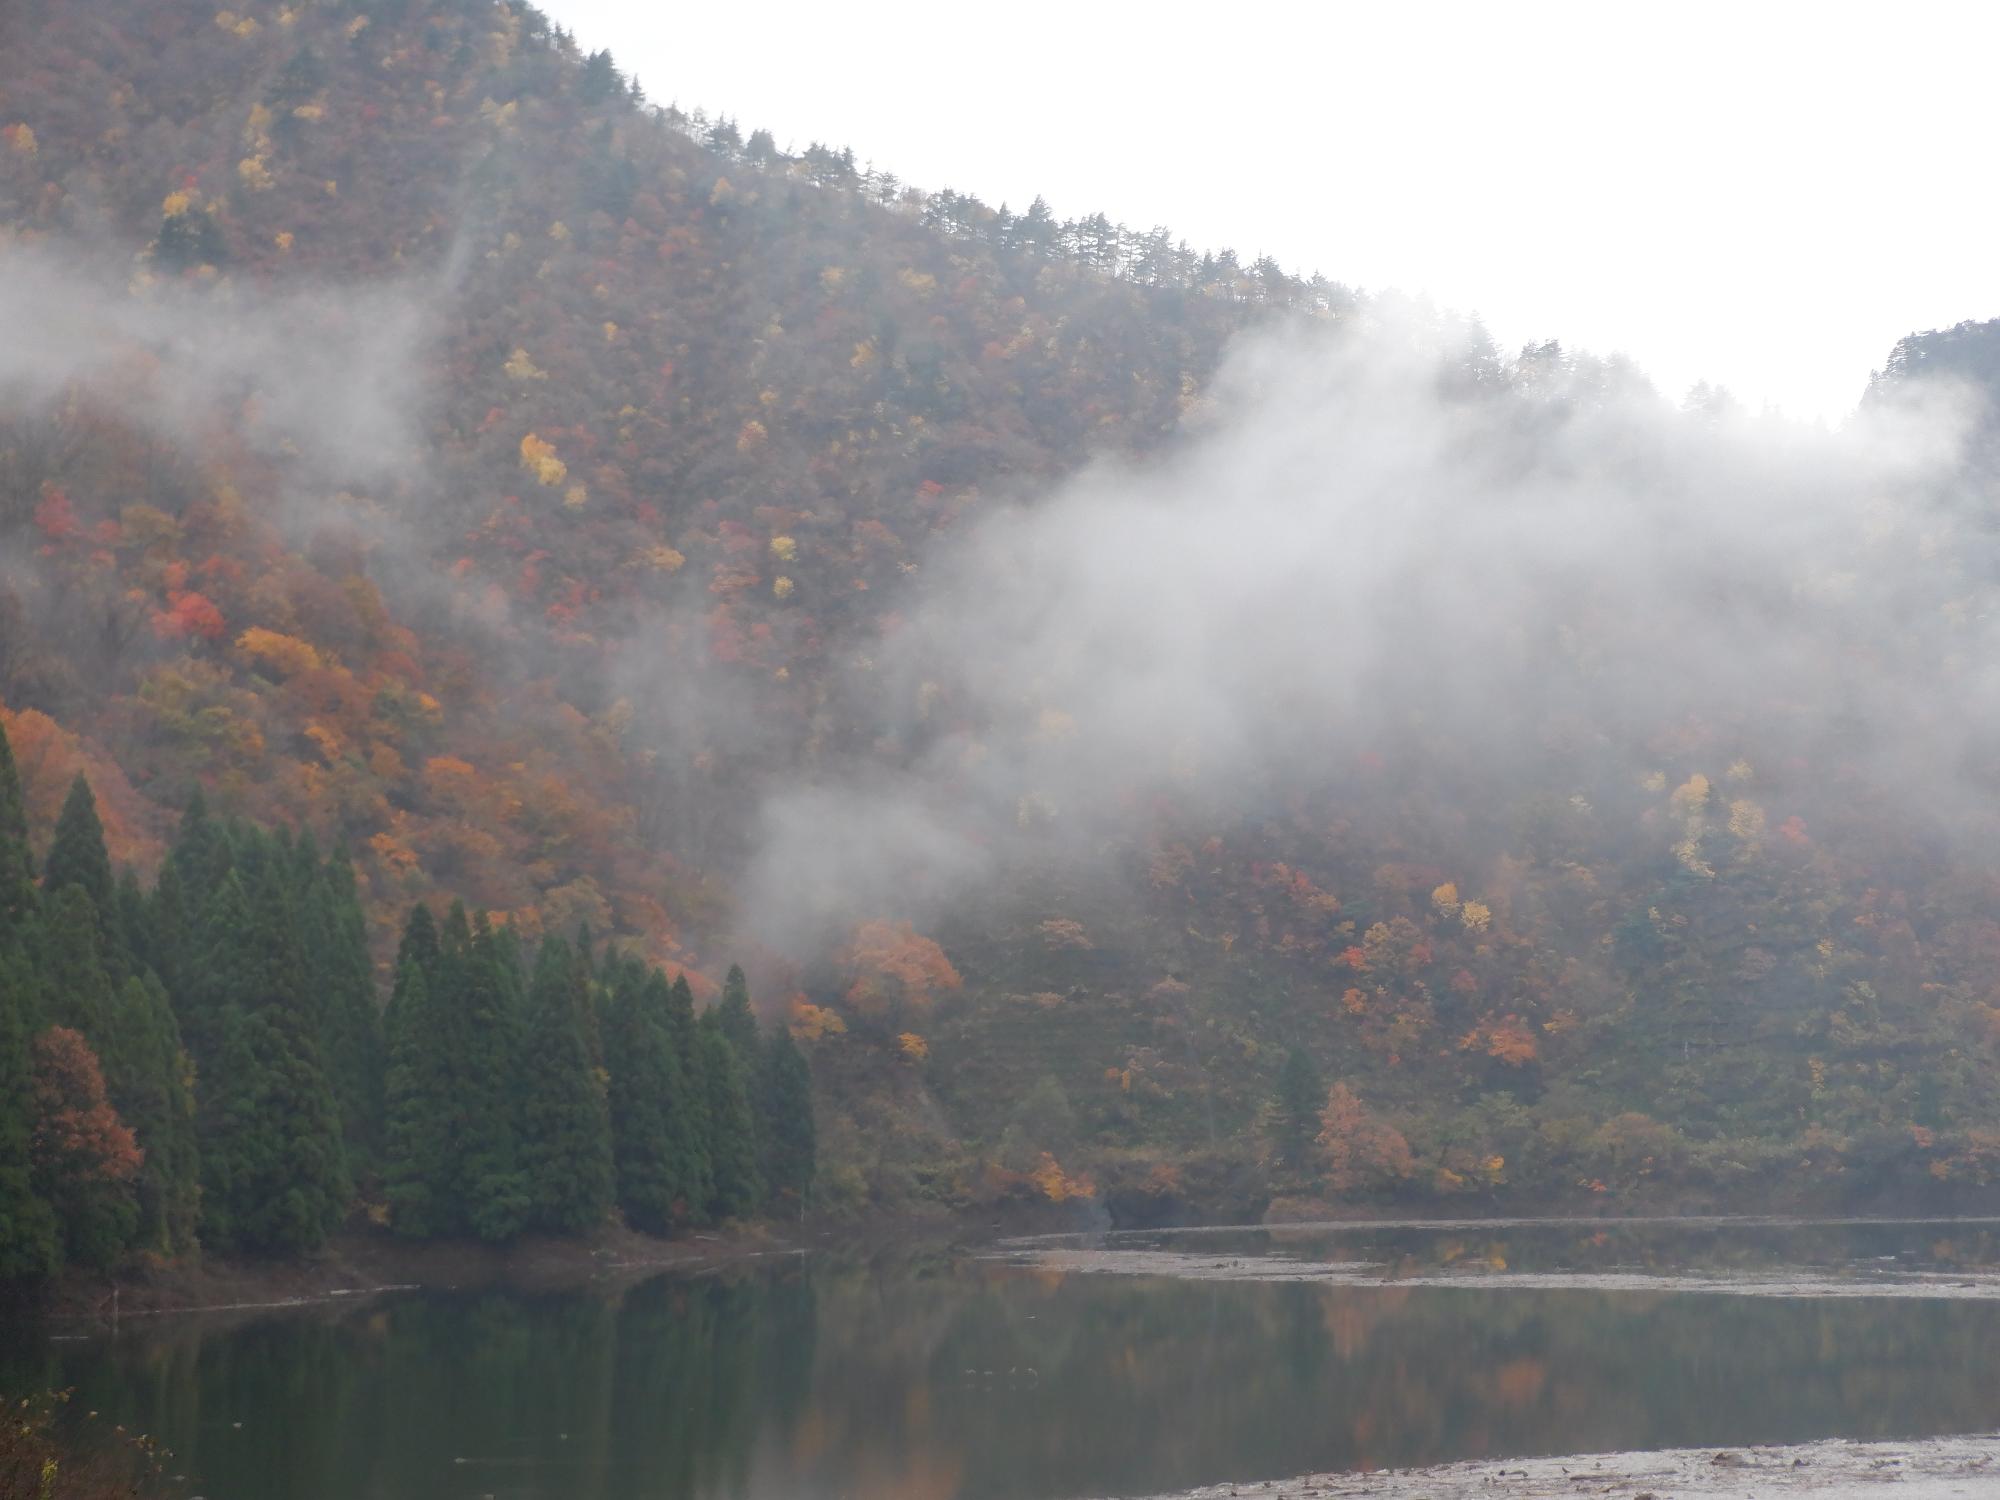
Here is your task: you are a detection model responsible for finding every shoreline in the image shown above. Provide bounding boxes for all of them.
[24,1219,843,1323]
[27,1201,2000,1324]
[1116,1432,2000,1498]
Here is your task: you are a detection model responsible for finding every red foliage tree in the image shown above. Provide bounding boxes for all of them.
[31,1027,143,1186]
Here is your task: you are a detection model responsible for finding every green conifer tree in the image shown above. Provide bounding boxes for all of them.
[165,789,232,915]
[40,885,115,1041]
[114,869,150,980]
[714,964,768,1194]
[603,963,697,1232]
[667,973,715,1214]
[758,1026,816,1214]
[437,907,527,1241]
[572,923,604,1072]
[194,872,350,1254]
[108,974,201,1255]
[0,947,59,1279]
[382,905,447,1235]
[716,965,761,1058]
[698,1011,762,1220]
[382,958,451,1238]
[159,794,236,1071]
[294,842,384,1176]
[384,903,441,1022]
[0,720,37,943]
[518,938,614,1234]
[42,774,115,936]
[1272,1046,1324,1183]
[143,861,192,1001]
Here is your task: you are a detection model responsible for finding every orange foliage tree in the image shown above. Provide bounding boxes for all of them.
[838,919,961,1021]
[29,1027,142,1266]
[1317,1083,1415,1195]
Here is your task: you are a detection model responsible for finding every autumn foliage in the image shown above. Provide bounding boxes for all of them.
[6,0,2000,1230]
[30,1028,142,1187]
[1316,1084,1414,1195]
[839,921,962,1018]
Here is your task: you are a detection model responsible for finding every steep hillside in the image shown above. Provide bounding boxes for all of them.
[1,0,1313,964]
[8,0,2000,1226]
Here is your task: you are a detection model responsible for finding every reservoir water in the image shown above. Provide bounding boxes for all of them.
[12,1217,2000,1499]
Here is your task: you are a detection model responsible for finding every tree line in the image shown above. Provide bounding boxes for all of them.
[0,718,813,1280]
[550,9,1350,315]
[662,108,1350,314]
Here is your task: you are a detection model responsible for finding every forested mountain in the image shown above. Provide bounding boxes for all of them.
[6,0,2000,1252]
[1874,320,2000,400]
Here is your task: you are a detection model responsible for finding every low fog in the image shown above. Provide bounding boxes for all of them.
[5,235,1997,967]
[740,311,1994,954]
[0,243,431,487]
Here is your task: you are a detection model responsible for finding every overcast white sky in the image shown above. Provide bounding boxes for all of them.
[540,0,1997,421]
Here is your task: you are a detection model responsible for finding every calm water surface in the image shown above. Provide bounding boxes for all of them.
[11,1218,2000,1499]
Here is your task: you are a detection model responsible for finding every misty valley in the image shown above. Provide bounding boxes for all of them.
[12,0,2000,1496]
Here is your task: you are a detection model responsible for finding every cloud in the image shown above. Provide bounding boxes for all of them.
[736,307,1989,953]
[0,241,432,489]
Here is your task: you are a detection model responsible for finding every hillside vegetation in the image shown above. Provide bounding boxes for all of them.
[7,0,2000,1240]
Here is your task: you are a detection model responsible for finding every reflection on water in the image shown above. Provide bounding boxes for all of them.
[7,1221,2000,1500]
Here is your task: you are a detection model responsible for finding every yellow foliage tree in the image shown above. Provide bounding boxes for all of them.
[236,627,324,677]
[503,348,547,380]
[1460,1015,1538,1066]
[1728,798,1766,844]
[1038,917,1093,951]
[242,102,272,150]
[1029,1153,1094,1202]
[789,1001,847,1043]
[519,433,566,486]
[1670,773,1711,817]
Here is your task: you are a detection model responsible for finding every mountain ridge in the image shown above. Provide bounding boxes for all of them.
[8,0,2000,1227]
